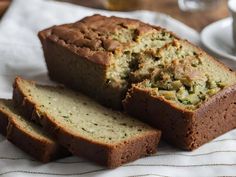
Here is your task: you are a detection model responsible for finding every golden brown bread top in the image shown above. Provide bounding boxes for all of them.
[38,14,175,66]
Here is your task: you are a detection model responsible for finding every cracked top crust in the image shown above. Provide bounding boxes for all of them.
[38,14,175,66]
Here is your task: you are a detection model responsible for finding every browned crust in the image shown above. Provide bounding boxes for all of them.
[38,27,111,66]
[6,120,69,163]
[0,106,10,136]
[123,84,236,150]
[13,77,161,168]
[38,14,178,67]
[0,98,70,162]
[38,30,123,109]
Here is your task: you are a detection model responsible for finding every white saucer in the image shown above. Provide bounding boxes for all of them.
[201,18,236,61]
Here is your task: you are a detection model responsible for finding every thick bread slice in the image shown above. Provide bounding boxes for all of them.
[0,99,69,162]
[123,39,236,150]
[13,77,161,168]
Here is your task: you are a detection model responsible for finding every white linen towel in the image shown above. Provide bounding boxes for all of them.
[0,0,235,176]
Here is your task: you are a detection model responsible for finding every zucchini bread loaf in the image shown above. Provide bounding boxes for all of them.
[13,77,161,168]
[38,14,177,109]
[39,15,236,150]
[0,99,69,162]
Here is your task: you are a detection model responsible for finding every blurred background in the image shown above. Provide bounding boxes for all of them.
[0,0,229,32]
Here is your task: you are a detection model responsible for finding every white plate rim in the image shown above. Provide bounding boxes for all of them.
[201,18,236,61]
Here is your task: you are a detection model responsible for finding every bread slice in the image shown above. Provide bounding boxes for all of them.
[0,99,69,162]
[38,14,178,109]
[13,77,161,168]
[123,40,236,150]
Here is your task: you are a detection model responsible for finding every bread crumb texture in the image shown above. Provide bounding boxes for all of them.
[17,78,157,145]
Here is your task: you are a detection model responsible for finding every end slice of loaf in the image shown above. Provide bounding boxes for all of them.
[13,77,161,168]
[0,99,69,162]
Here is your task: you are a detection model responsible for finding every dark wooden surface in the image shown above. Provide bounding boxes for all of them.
[0,0,230,32]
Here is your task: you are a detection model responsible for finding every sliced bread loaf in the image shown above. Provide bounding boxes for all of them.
[39,15,236,150]
[0,99,69,162]
[13,77,161,168]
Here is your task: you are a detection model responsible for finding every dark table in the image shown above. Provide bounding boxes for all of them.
[0,0,230,32]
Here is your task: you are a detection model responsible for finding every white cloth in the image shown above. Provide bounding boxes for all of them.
[0,0,236,176]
